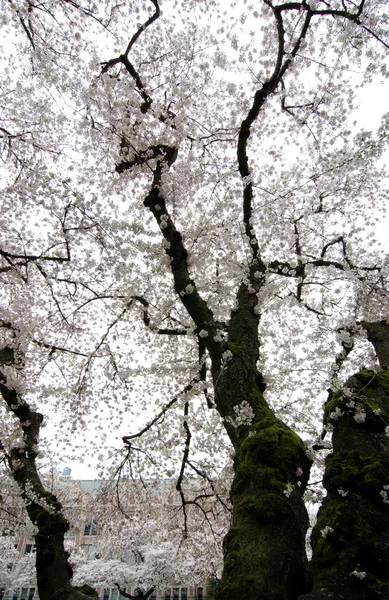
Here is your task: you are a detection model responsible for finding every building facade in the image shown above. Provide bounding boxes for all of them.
[1,477,220,600]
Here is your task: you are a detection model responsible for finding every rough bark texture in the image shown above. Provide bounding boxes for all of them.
[360,320,389,368]
[217,399,312,600]
[0,366,94,600]
[300,368,389,600]
[142,155,313,599]
[214,280,312,600]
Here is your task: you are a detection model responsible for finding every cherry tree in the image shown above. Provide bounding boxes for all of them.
[0,470,33,590]
[1,1,389,599]
[0,536,19,591]
[70,500,223,597]
[60,477,227,597]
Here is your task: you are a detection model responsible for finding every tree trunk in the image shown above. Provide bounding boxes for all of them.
[360,320,389,367]
[217,395,312,600]
[139,133,314,600]
[0,369,95,600]
[214,280,312,600]
[300,365,389,599]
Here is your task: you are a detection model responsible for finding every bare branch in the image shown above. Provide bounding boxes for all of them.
[142,154,221,365]
[175,399,191,538]
[74,301,134,396]
[101,1,160,113]
[132,295,188,335]
[122,370,203,444]
[31,339,89,358]
[0,244,70,265]
[124,0,160,56]
[237,3,312,257]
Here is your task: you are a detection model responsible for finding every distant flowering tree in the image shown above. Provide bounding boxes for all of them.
[1,1,389,599]
[0,535,19,590]
[67,479,226,594]
[0,471,34,590]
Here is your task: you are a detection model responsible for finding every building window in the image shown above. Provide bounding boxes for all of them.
[64,527,76,538]
[84,519,100,536]
[102,589,122,600]
[197,588,203,600]
[166,589,187,600]
[11,590,36,600]
[81,544,97,558]
[24,544,36,555]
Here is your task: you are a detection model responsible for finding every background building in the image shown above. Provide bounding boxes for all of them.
[1,476,226,600]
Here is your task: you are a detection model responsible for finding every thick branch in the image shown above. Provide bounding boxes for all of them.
[142,154,221,365]
[359,320,389,367]
[0,369,91,600]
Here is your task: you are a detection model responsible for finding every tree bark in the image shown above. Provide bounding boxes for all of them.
[0,367,94,600]
[214,279,312,600]
[140,148,313,600]
[360,320,389,368]
[300,333,389,599]
[217,393,312,600]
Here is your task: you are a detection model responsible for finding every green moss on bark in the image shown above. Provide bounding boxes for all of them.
[324,369,389,429]
[242,492,291,521]
[306,368,389,600]
[219,388,312,600]
[324,451,389,499]
[226,341,244,357]
[307,493,389,598]
[233,390,311,495]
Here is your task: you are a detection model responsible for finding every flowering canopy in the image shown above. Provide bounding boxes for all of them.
[0,1,389,598]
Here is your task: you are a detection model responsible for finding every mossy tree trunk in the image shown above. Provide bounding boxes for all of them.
[0,368,95,600]
[301,322,389,600]
[217,392,312,600]
[213,277,312,600]
[142,156,314,599]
